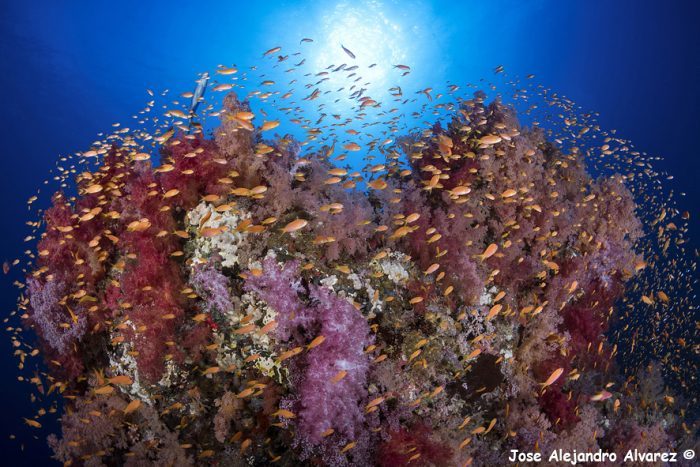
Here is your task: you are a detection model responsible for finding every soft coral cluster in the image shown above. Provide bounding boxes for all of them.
[189,262,233,316]
[245,256,374,462]
[108,167,189,383]
[377,424,453,467]
[370,95,661,462]
[21,88,689,467]
[214,94,375,264]
[26,277,87,376]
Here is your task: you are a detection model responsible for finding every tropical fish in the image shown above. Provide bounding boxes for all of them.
[341,44,356,59]
[282,218,308,233]
[540,368,564,388]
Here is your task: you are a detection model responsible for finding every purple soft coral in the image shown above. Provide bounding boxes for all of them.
[296,284,373,442]
[245,256,373,460]
[244,257,307,341]
[27,277,87,355]
[190,262,234,315]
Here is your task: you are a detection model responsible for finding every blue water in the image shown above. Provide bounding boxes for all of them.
[1,0,698,464]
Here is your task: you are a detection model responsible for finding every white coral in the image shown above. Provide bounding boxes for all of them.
[186,201,250,268]
[107,322,153,403]
[375,251,411,285]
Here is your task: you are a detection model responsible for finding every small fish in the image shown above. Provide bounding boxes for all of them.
[590,390,613,402]
[202,366,220,375]
[263,46,282,56]
[237,387,256,398]
[282,218,308,233]
[94,385,114,395]
[341,44,356,59]
[273,409,296,419]
[479,243,498,261]
[368,179,387,190]
[278,346,303,362]
[340,441,356,453]
[233,323,256,335]
[331,370,348,383]
[450,186,471,197]
[261,120,280,131]
[85,184,104,194]
[540,368,564,387]
[405,213,420,223]
[123,399,141,414]
[163,188,180,199]
[258,320,278,335]
[108,375,133,386]
[234,111,255,121]
[466,348,482,360]
[192,313,207,322]
[485,304,502,321]
[24,418,42,428]
[217,66,238,75]
[168,109,187,119]
[484,418,497,434]
[478,134,502,145]
[366,397,385,410]
[307,335,326,350]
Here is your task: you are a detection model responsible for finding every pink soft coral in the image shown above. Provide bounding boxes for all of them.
[245,256,374,461]
[378,424,453,467]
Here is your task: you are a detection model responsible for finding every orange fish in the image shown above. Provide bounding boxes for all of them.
[278,346,303,362]
[261,120,280,132]
[263,46,281,56]
[331,370,348,383]
[541,368,564,387]
[123,400,141,414]
[485,304,502,321]
[479,243,498,261]
[590,390,613,402]
[94,385,114,395]
[258,320,278,335]
[282,219,308,233]
[108,375,133,386]
[273,409,296,419]
[307,335,326,350]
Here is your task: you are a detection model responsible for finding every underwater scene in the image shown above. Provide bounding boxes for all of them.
[1,1,698,466]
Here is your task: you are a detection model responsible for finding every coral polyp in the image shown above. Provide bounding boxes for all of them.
[10,52,697,466]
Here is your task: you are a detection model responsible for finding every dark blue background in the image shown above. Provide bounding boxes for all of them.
[1,1,698,464]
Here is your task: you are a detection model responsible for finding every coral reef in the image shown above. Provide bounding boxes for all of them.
[13,72,696,466]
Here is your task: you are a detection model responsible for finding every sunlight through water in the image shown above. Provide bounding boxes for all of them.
[314,1,408,91]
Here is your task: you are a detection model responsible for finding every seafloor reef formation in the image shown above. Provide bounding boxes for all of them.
[20,92,694,466]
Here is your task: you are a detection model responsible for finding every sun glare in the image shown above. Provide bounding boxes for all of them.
[314,1,408,95]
